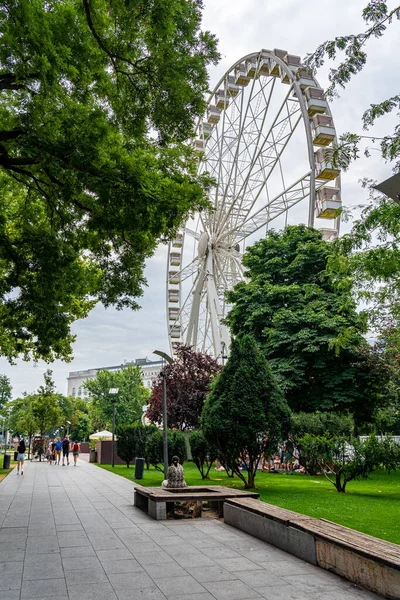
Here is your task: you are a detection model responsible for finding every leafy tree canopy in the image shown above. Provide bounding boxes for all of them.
[85,364,150,430]
[201,335,291,489]
[146,345,221,430]
[226,226,385,422]
[0,0,219,362]
[0,374,12,413]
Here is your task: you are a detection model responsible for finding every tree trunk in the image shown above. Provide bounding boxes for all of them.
[246,470,256,489]
[335,472,346,492]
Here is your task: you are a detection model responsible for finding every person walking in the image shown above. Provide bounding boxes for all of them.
[62,435,70,466]
[16,438,26,475]
[51,439,56,464]
[55,437,63,465]
[72,440,80,466]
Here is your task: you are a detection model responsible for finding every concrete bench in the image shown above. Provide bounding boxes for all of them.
[224,498,400,600]
[134,484,259,520]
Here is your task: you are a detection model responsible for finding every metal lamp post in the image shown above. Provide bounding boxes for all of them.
[66,421,71,436]
[0,416,4,455]
[109,388,119,468]
[153,350,174,479]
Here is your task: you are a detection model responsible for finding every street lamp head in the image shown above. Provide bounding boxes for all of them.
[153,350,174,365]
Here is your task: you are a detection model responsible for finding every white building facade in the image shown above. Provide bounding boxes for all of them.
[67,358,163,398]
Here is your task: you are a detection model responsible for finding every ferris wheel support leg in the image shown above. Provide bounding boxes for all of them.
[205,251,231,361]
[185,270,206,349]
[308,171,316,228]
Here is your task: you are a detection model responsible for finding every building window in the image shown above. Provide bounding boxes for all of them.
[78,388,82,396]
[72,388,76,396]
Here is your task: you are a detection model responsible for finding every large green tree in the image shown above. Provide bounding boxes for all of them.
[30,370,62,437]
[0,374,12,413]
[226,226,385,423]
[146,345,221,430]
[0,0,219,362]
[201,335,290,489]
[85,364,149,430]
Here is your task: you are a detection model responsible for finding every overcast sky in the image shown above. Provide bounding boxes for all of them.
[1,0,398,398]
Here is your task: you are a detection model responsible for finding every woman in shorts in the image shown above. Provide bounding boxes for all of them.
[17,438,26,475]
[72,441,80,466]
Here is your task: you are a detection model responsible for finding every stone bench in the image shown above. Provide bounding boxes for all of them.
[134,484,259,520]
[224,498,400,600]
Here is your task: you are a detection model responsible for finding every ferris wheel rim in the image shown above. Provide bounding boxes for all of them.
[167,48,342,359]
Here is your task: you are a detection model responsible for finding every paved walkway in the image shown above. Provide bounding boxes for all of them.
[0,460,381,600]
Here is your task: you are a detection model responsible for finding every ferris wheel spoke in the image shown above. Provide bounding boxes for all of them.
[214,75,276,235]
[183,227,201,241]
[167,256,204,286]
[185,269,207,348]
[218,86,302,235]
[222,171,313,243]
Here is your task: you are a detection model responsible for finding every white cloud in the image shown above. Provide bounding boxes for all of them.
[1,0,398,398]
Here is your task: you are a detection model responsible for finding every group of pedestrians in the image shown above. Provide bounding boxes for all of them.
[46,436,80,466]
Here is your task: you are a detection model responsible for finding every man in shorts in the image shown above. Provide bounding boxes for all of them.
[55,437,63,465]
[62,435,70,466]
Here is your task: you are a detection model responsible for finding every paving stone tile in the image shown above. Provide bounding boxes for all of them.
[62,556,103,570]
[86,535,125,551]
[283,572,348,593]
[0,562,23,576]
[165,595,216,600]
[235,569,289,588]
[203,580,264,600]
[200,546,243,560]
[65,568,109,586]
[259,584,319,600]
[25,539,58,554]
[101,558,144,575]
[21,577,67,598]
[214,557,263,572]
[22,565,65,580]
[115,587,167,600]
[66,583,118,600]
[96,548,135,562]
[185,565,236,583]
[173,553,216,568]
[0,592,24,600]
[143,563,189,579]
[135,551,175,566]
[57,531,91,548]
[61,545,97,558]
[108,571,156,591]
[155,575,207,596]
[0,574,22,590]
[56,523,84,532]
[24,553,61,567]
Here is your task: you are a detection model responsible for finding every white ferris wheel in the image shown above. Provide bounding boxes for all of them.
[166,49,342,361]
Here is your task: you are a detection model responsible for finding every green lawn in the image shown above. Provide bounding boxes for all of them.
[98,462,400,545]
[0,458,17,482]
